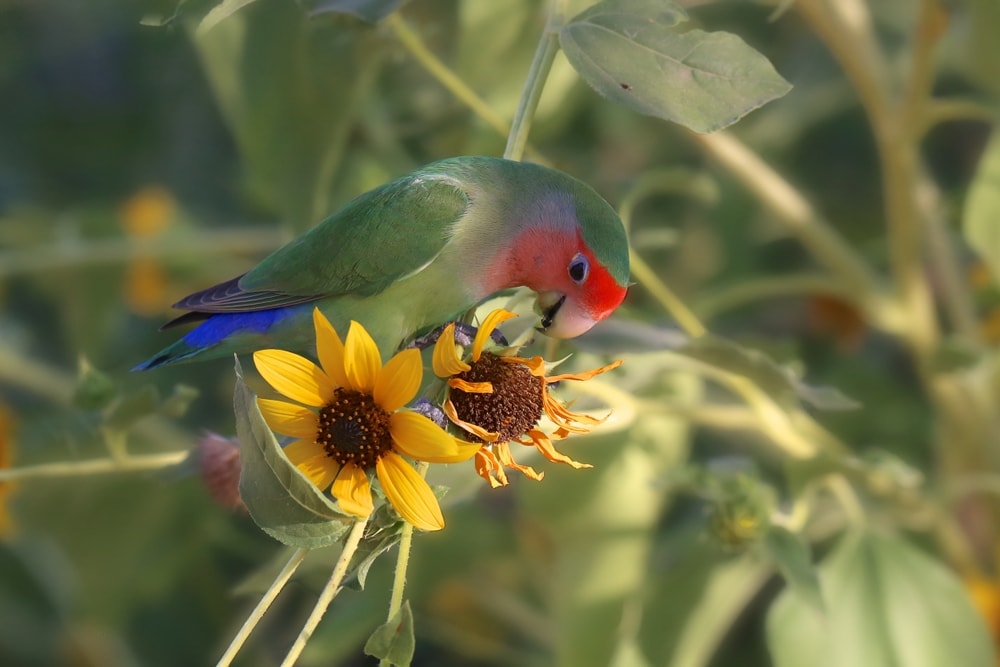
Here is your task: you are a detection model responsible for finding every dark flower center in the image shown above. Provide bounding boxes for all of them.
[317,389,393,469]
[450,353,544,443]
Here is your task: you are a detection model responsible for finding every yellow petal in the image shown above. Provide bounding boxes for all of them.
[444,399,500,443]
[432,324,471,377]
[496,443,545,481]
[543,393,603,431]
[472,309,518,362]
[343,321,383,392]
[291,451,340,491]
[257,398,319,439]
[503,354,547,377]
[253,349,335,407]
[313,309,350,388]
[475,448,507,488]
[448,378,493,393]
[331,464,374,518]
[546,359,624,384]
[525,429,592,470]
[283,438,325,465]
[376,452,444,531]
[390,411,481,463]
[374,348,422,412]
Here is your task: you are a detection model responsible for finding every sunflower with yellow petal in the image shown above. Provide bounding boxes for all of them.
[253,309,479,531]
[432,309,622,488]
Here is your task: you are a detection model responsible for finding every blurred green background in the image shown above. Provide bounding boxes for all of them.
[1,0,999,665]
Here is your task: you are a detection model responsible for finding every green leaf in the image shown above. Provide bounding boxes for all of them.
[105,385,160,430]
[679,334,858,411]
[196,0,260,36]
[233,359,351,548]
[559,0,792,133]
[761,526,823,612]
[965,128,1000,287]
[73,357,117,411]
[363,600,415,666]
[308,0,402,22]
[767,531,994,667]
[157,384,200,419]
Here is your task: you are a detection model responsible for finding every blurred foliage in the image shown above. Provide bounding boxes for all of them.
[1,0,1000,665]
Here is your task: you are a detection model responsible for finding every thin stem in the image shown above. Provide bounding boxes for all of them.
[379,463,425,667]
[216,547,310,667]
[0,228,285,278]
[920,99,998,135]
[694,274,855,322]
[0,451,189,482]
[504,0,566,161]
[688,132,886,324]
[630,251,706,338]
[280,518,369,667]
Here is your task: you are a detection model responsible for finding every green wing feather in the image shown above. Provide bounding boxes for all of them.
[172,171,469,314]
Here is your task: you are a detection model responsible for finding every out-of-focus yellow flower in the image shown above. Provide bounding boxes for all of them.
[0,404,17,538]
[119,186,177,316]
[965,574,1000,663]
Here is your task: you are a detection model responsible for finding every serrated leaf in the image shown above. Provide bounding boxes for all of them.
[559,0,792,133]
[679,334,858,411]
[965,128,1000,288]
[233,359,352,548]
[364,600,415,666]
[767,531,994,667]
[308,0,401,22]
[761,526,823,612]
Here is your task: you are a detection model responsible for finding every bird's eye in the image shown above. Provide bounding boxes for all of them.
[568,253,589,284]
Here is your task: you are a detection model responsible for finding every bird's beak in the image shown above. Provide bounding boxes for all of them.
[536,291,566,332]
[534,291,597,339]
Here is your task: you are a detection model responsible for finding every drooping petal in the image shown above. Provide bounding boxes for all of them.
[503,354,547,377]
[447,378,493,394]
[546,359,624,384]
[331,463,374,518]
[432,324,471,377]
[525,430,592,469]
[471,309,518,361]
[495,442,544,481]
[257,398,319,439]
[374,348,422,412]
[443,399,500,443]
[376,452,444,531]
[475,448,507,488]
[543,393,604,431]
[312,309,350,388]
[343,321,383,392]
[254,349,335,407]
[390,411,480,463]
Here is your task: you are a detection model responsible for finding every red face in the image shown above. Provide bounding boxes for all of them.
[483,226,628,338]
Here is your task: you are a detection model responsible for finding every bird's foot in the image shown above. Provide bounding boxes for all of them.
[408,321,508,350]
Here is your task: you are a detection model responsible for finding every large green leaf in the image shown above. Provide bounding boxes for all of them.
[965,128,1000,287]
[559,0,791,133]
[233,360,352,548]
[767,531,994,667]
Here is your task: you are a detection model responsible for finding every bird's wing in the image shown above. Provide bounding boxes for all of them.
[170,172,470,315]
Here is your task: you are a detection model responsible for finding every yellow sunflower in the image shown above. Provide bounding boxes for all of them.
[253,309,479,531]
[432,309,622,488]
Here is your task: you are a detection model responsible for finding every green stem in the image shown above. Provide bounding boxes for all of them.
[694,274,855,322]
[216,547,309,667]
[504,0,566,161]
[280,518,369,667]
[629,251,706,338]
[920,99,998,135]
[379,463,425,667]
[0,451,189,482]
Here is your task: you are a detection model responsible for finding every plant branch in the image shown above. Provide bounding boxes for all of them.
[694,274,855,322]
[0,451,189,482]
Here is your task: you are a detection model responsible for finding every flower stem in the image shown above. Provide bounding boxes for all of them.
[216,547,309,667]
[280,518,369,667]
[629,251,706,338]
[379,461,425,667]
[504,0,566,161]
[0,451,189,481]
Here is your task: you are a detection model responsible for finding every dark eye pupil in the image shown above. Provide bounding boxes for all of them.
[569,261,587,282]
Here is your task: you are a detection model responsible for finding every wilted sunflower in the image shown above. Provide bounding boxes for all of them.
[432,309,622,487]
[254,309,479,531]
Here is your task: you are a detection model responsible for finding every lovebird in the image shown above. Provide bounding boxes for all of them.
[134,156,630,370]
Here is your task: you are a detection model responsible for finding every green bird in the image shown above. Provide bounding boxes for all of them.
[134,156,630,370]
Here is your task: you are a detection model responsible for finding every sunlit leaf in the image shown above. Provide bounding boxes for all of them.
[559,0,792,133]
[196,0,259,36]
[767,531,994,667]
[364,600,415,666]
[234,359,351,548]
[965,128,1000,288]
[761,526,823,612]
